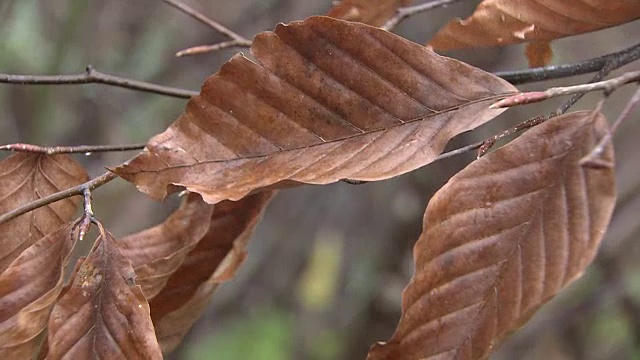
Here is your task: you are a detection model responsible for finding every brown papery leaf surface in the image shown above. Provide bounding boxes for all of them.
[47,225,162,360]
[115,16,516,204]
[150,191,273,353]
[0,223,75,359]
[525,41,553,68]
[368,111,616,360]
[429,0,640,51]
[0,153,88,273]
[328,0,412,26]
[119,192,214,299]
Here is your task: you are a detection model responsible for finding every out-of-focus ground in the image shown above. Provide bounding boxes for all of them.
[1,1,639,359]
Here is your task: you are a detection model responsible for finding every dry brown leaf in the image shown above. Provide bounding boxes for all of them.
[119,192,214,299]
[0,153,88,273]
[428,0,640,51]
[327,0,412,26]
[149,191,273,353]
[525,41,553,68]
[368,111,616,360]
[47,225,162,360]
[0,223,75,359]
[114,16,517,204]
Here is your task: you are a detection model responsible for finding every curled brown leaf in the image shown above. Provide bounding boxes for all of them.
[149,191,273,353]
[0,223,75,359]
[328,0,412,26]
[119,192,214,299]
[368,111,616,360]
[114,16,516,204]
[428,0,640,51]
[47,225,162,360]
[0,154,88,273]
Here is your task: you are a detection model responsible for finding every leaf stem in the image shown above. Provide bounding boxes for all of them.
[382,0,464,31]
[0,65,198,99]
[0,143,146,155]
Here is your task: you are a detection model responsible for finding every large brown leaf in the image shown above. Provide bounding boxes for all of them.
[150,191,273,353]
[327,0,412,26]
[0,153,88,273]
[47,225,162,360]
[119,192,214,299]
[368,111,616,360]
[0,223,75,359]
[114,16,516,204]
[428,0,640,51]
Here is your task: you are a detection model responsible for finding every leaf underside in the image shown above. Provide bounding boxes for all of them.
[119,192,215,299]
[327,0,413,26]
[0,223,74,359]
[149,191,274,353]
[47,227,162,360]
[0,154,88,273]
[429,0,640,51]
[114,16,516,204]
[368,111,616,360]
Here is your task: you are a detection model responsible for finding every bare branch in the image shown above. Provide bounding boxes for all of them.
[495,42,640,85]
[476,115,548,158]
[382,0,464,31]
[581,86,640,166]
[160,0,251,45]
[0,65,198,99]
[0,143,146,155]
[491,70,640,109]
[0,171,118,226]
[176,40,250,57]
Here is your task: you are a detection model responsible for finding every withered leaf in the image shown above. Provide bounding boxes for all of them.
[368,111,616,360]
[0,223,75,359]
[47,225,162,360]
[119,192,214,299]
[525,41,553,68]
[327,0,412,26]
[114,16,517,204]
[428,0,640,51]
[150,191,273,353]
[0,153,88,273]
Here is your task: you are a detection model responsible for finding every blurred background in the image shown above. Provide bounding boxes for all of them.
[0,0,639,359]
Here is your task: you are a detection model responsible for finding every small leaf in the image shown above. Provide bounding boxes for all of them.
[328,0,412,26]
[525,41,553,68]
[47,225,162,360]
[368,111,616,360]
[428,0,640,51]
[0,223,75,359]
[119,193,214,299]
[0,153,88,273]
[150,191,273,353]
[114,16,516,204]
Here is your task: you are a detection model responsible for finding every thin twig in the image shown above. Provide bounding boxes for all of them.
[495,42,640,85]
[73,187,95,241]
[581,86,640,166]
[0,142,146,154]
[382,0,464,31]
[160,0,252,45]
[0,65,198,99]
[476,115,549,158]
[176,40,250,57]
[0,171,117,226]
[491,70,640,109]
